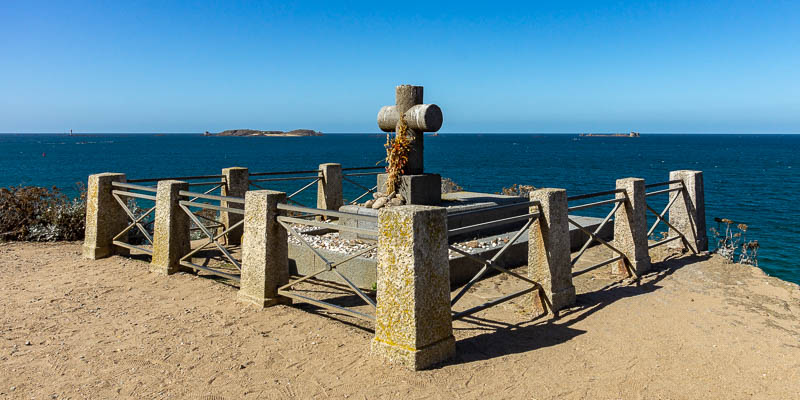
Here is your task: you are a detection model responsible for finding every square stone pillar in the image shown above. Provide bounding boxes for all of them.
[150,180,191,275]
[82,173,127,259]
[238,190,291,307]
[377,173,442,205]
[613,178,651,276]
[221,167,249,246]
[317,163,343,212]
[528,188,575,313]
[372,205,455,370]
[669,170,707,252]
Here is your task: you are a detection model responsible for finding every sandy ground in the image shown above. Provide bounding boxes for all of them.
[1,241,799,399]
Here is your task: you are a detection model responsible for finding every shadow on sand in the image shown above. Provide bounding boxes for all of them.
[441,252,710,367]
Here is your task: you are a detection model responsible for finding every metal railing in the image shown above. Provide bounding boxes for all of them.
[446,201,550,320]
[276,203,378,322]
[342,166,384,205]
[128,174,226,185]
[567,188,636,278]
[644,180,697,253]
[177,190,245,281]
[128,174,229,228]
[110,181,158,255]
[249,170,322,208]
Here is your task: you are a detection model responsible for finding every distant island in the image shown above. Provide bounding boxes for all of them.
[206,129,323,137]
[579,132,640,137]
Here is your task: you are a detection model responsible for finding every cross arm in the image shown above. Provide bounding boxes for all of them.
[377,104,443,132]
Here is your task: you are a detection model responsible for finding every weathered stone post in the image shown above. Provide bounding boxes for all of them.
[221,167,249,245]
[82,173,127,259]
[317,163,343,212]
[612,178,652,276]
[238,190,291,307]
[372,205,455,370]
[150,180,190,275]
[669,170,708,252]
[528,188,575,313]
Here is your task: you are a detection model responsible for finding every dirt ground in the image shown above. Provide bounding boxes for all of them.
[1,241,799,399]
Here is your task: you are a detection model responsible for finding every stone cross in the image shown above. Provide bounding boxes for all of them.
[377,85,443,175]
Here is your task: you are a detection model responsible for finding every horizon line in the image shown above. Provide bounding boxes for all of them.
[2,132,800,135]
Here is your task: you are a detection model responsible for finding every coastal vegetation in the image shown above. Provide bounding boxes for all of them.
[711,218,760,266]
[499,183,536,197]
[383,118,412,193]
[0,185,86,242]
[441,177,463,193]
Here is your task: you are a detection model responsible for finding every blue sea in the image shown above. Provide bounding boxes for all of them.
[1,133,798,284]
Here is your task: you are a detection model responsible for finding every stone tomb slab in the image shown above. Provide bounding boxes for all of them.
[288,192,612,289]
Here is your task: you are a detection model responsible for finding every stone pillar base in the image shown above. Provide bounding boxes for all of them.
[149,263,193,276]
[371,335,455,371]
[81,244,113,260]
[377,173,441,205]
[533,285,576,314]
[237,292,292,308]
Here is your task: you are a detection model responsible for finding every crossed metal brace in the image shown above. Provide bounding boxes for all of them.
[250,178,320,208]
[343,175,378,205]
[111,192,156,254]
[178,202,244,281]
[276,218,377,322]
[567,193,639,281]
[448,213,554,320]
[645,185,697,254]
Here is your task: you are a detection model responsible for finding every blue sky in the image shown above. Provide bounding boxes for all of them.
[1,1,798,133]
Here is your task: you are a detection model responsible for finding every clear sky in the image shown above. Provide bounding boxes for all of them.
[1,1,798,133]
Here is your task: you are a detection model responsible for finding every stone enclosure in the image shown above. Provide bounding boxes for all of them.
[83,85,707,370]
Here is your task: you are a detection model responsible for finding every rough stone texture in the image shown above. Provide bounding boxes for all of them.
[377,104,443,133]
[372,205,455,370]
[528,188,575,313]
[238,190,291,308]
[317,163,343,213]
[612,178,651,276]
[221,167,249,245]
[376,85,439,175]
[149,180,191,275]
[82,173,127,259]
[377,173,441,206]
[669,170,708,252]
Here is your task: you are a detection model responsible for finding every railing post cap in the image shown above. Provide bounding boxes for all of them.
[245,189,286,198]
[91,172,126,178]
[530,188,566,196]
[616,177,645,184]
[378,204,446,215]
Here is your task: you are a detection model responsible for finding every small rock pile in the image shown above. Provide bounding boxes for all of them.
[287,224,377,259]
[362,192,405,209]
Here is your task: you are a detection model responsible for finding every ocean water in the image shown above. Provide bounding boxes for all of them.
[1,133,798,284]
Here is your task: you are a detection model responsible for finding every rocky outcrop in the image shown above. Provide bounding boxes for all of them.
[213,129,323,137]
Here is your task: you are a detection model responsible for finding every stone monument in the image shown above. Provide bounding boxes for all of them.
[376,85,443,205]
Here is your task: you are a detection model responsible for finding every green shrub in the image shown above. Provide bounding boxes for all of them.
[0,185,86,242]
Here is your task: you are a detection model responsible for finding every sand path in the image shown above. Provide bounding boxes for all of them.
[1,242,799,399]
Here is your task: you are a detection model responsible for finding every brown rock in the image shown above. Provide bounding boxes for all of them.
[372,197,388,209]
